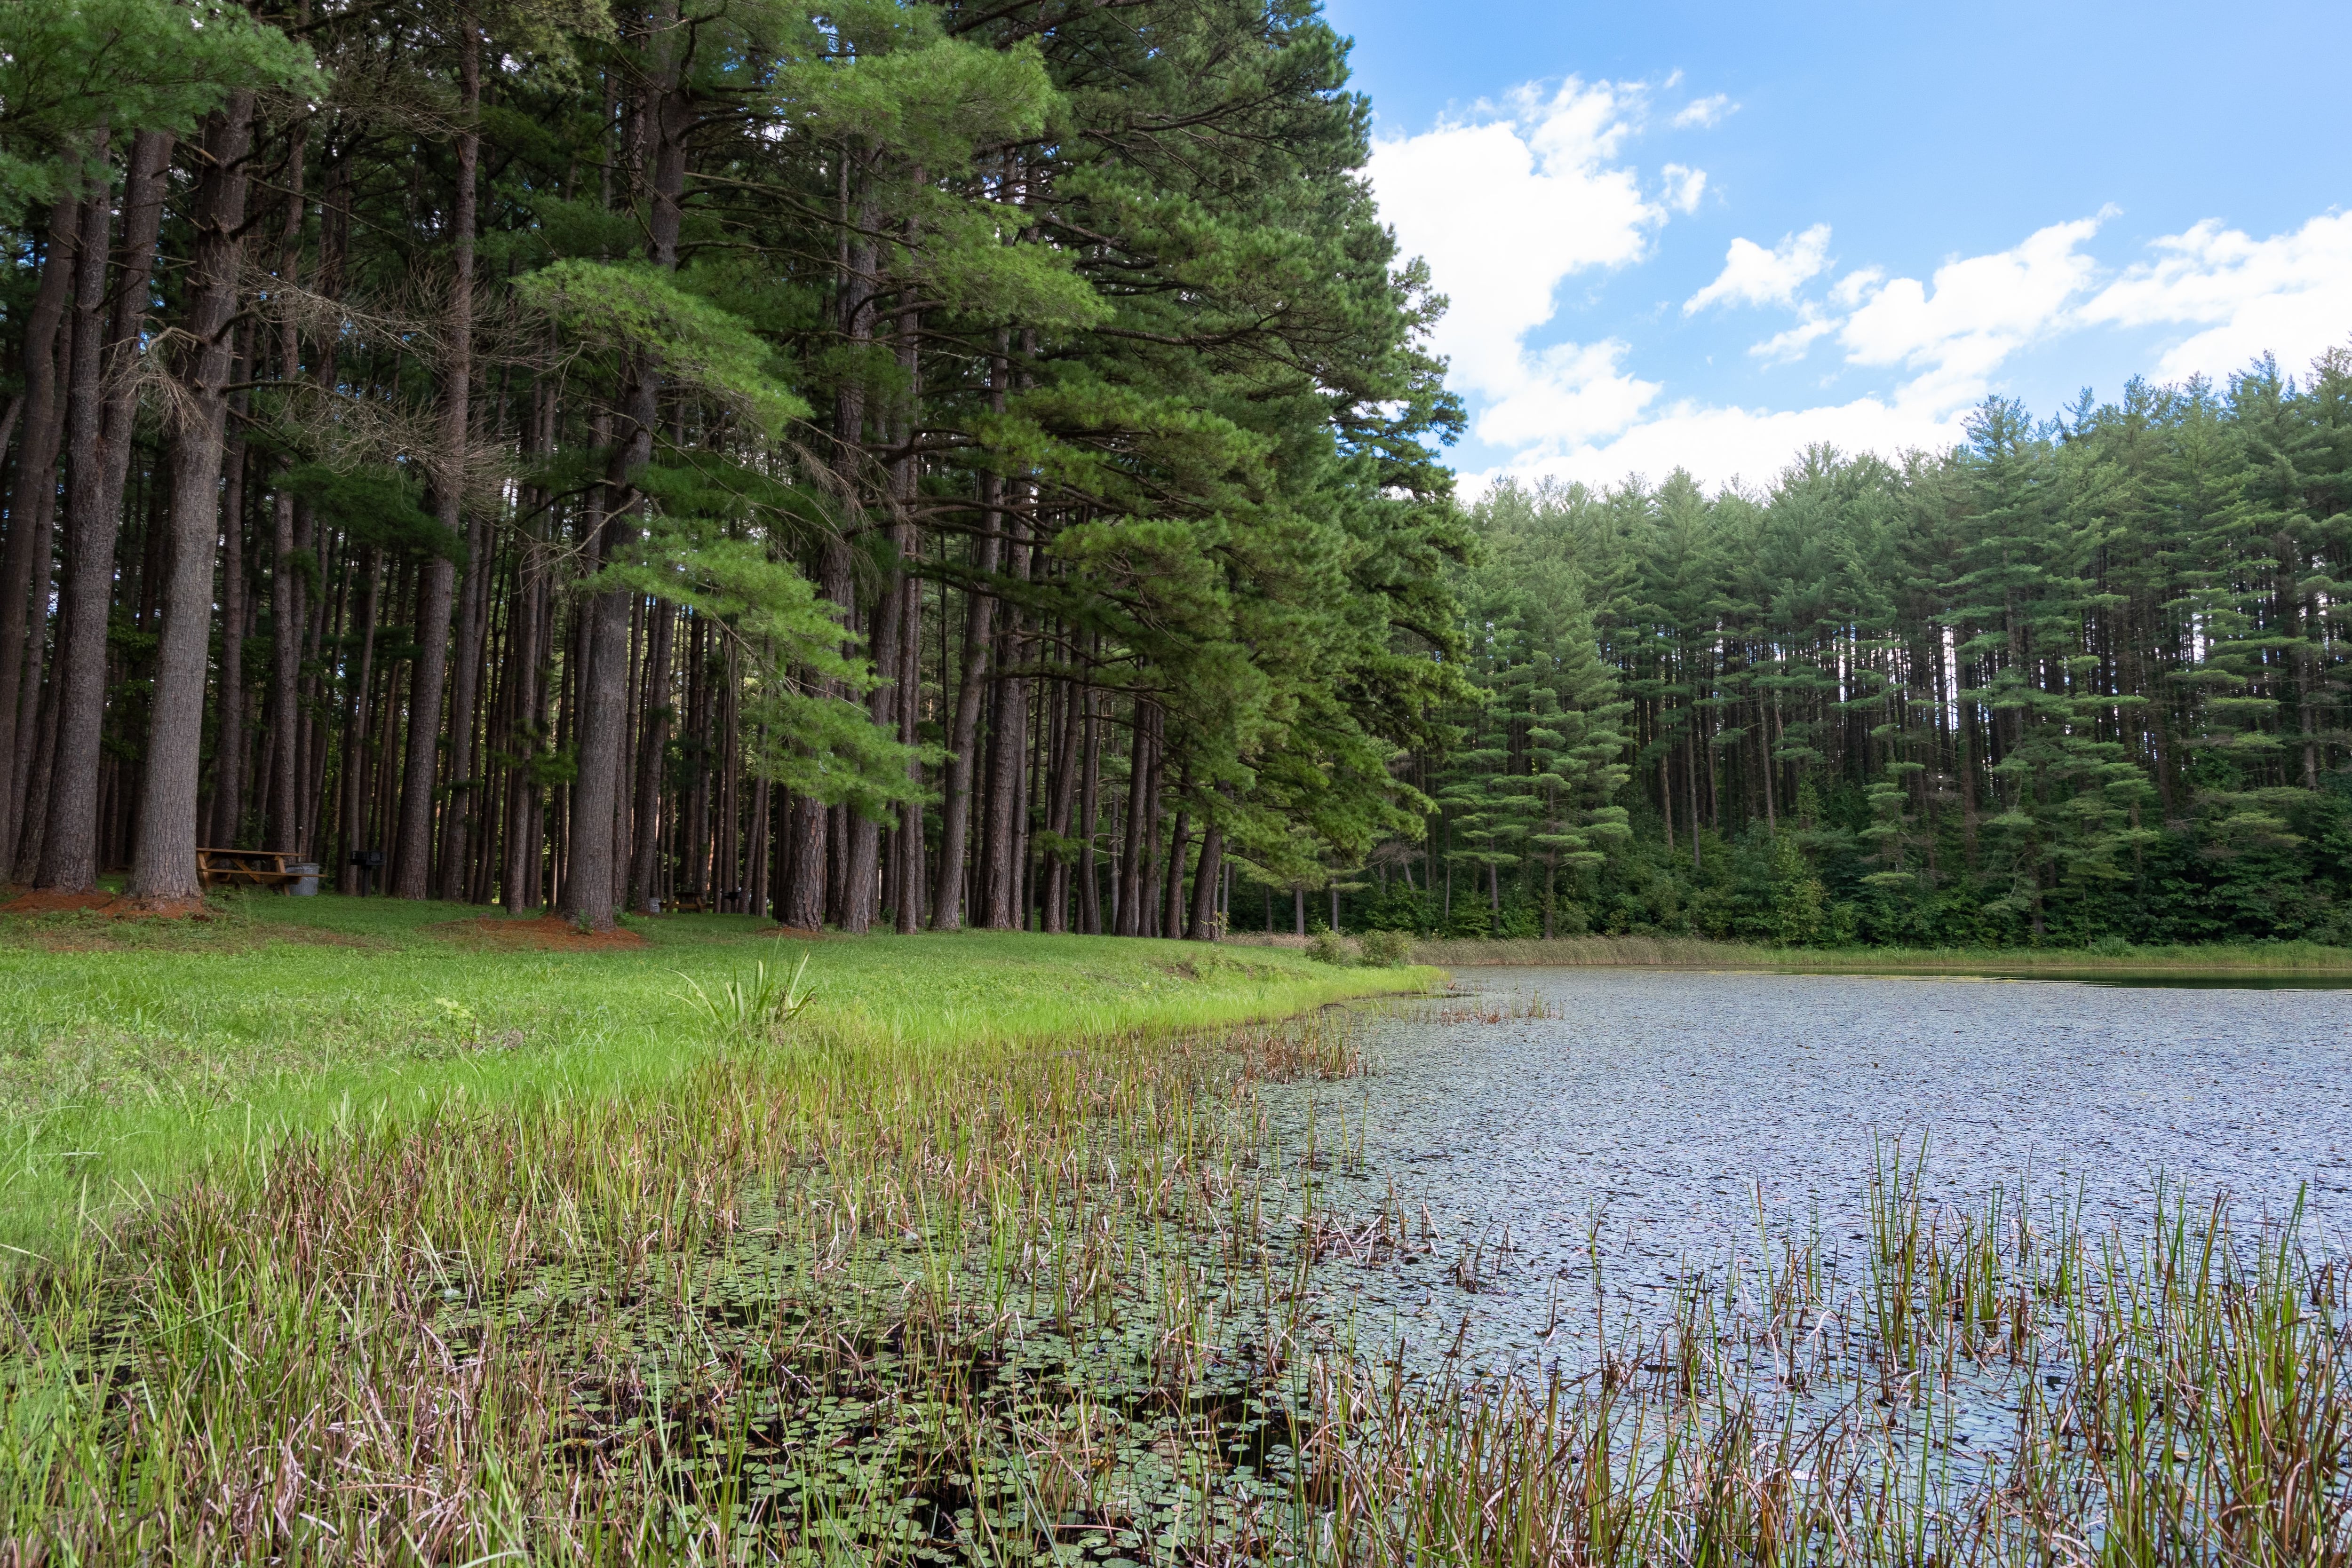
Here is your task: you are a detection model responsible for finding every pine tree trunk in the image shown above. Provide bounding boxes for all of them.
[22,182,109,882]
[41,131,173,891]
[1042,666,1080,934]
[565,550,633,930]
[781,797,825,928]
[394,40,477,899]
[1077,681,1101,934]
[978,467,1033,928]
[863,289,915,927]
[439,505,489,900]
[888,284,924,933]
[931,478,1002,929]
[210,371,249,847]
[893,569,923,931]
[297,499,334,852]
[502,529,546,911]
[1115,703,1149,935]
[1657,743,1674,855]
[627,600,672,909]
[824,800,849,926]
[262,131,306,857]
[10,517,63,881]
[715,634,739,906]
[1160,805,1188,939]
[0,197,78,859]
[563,15,683,932]
[981,634,1027,930]
[1685,730,1701,870]
[132,97,255,902]
[746,773,771,918]
[1186,818,1222,940]
[683,612,709,900]
[335,550,382,892]
[1139,718,1163,936]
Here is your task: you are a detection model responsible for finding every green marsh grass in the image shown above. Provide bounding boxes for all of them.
[0,902,2344,1563]
[0,894,1429,1259]
[1407,933,2352,974]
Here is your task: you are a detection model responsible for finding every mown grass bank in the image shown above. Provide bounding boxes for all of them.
[1396,932,2352,974]
[0,893,1429,1260]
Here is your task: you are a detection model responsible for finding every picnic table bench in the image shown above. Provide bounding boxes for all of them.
[198,847,309,889]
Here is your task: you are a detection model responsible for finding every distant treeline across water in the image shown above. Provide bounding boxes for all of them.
[1350,364,2352,950]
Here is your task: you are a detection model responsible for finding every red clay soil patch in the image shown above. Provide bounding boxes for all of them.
[1,888,122,916]
[0,888,213,919]
[437,915,651,951]
[104,894,213,919]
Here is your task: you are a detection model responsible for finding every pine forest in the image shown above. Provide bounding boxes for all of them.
[0,0,2346,951]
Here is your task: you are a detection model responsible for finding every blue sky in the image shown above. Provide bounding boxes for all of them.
[1327,0,2352,491]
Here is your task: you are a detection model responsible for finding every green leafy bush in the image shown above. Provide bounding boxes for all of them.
[1305,931,1351,966]
[1356,928,1413,967]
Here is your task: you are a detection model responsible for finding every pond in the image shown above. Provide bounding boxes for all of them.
[44,971,2345,1556]
[1259,968,2352,1383]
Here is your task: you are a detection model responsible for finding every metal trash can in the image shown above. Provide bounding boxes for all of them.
[287,862,320,896]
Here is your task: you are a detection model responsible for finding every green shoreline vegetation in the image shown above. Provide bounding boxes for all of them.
[0,895,1430,1262]
[3,902,2347,1559]
[1390,933,2352,974]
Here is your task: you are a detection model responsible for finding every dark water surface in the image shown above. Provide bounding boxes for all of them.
[1263,968,2352,1380]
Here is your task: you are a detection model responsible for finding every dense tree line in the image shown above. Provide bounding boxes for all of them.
[0,0,1466,932]
[1342,364,2352,949]
[10,0,2343,952]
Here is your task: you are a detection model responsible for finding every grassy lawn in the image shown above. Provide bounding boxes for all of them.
[0,892,1428,1259]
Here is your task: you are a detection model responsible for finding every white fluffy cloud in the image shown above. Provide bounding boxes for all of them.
[1829,267,1883,308]
[1835,215,2106,406]
[1469,397,1969,492]
[1370,68,2352,503]
[1661,163,1707,215]
[1457,207,2350,494]
[1685,224,1833,313]
[1473,339,1661,449]
[1749,308,1837,364]
[1367,78,1679,447]
[2077,211,2352,382]
[1469,221,2103,487]
[1673,93,1733,128]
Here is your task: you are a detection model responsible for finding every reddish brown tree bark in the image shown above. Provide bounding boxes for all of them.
[132,98,256,901]
[40,131,173,890]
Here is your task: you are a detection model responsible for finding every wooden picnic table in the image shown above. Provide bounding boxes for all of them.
[198,847,305,888]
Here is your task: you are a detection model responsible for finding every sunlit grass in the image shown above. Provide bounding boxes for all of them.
[0,893,1430,1259]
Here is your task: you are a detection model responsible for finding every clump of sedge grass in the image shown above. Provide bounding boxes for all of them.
[676,950,816,1048]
